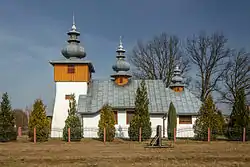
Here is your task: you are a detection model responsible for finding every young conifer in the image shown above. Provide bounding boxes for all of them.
[63,94,82,141]
[0,92,17,142]
[28,99,50,142]
[128,80,152,141]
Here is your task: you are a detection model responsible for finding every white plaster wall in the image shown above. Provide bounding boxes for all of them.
[150,116,167,138]
[176,116,197,138]
[83,114,100,138]
[51,82,88,138]
[82,111,168,139]
[82,112,197,139]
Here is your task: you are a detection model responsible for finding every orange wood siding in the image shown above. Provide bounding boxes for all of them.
[172,87,184,92]
[53,64,90,82]
[115,76,129,86]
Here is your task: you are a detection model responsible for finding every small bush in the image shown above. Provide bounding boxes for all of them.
[98,104,115,142]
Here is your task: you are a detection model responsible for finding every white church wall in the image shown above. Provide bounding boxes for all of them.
[51,82,88,138]
[176,116,197,138]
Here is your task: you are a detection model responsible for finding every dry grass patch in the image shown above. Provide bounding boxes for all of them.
[0,137,249,167]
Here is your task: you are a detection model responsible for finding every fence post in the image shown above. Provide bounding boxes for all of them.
[139,127,142,143]
[208,128,210,142]
[103,127,106,144]
[34,128,36,143]
[18,127,22,137]
[174,128,176,142]
[243,127,246,142]
[68,128,71,143]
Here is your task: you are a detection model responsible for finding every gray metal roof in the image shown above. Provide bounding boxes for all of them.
[78,79,201,115]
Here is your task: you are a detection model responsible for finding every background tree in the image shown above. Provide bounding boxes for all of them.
[0,92,17,142]
[219,49,250,104]
[129,33,190,87]
[186,32,230,102]
[63,94,82,142]
[227,88,250,140]
[28,99,50,142]
[167,102,177,140]
[194,95,225,140]
[13,109,28,131]
[128,80,152,141]
[98,104,115,142]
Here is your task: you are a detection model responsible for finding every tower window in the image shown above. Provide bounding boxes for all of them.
[65,95,72,100]
[119,77,123,83]
[67,65,75,73]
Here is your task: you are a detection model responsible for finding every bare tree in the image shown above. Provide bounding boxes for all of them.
[13,109,28,130]
[219,49,250,104]
[129,33,190,87]
[186,32,230,102]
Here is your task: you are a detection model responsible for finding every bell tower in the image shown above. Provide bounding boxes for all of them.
[49,15,95,138]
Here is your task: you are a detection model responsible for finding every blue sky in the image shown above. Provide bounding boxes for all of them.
[0,0,249,112]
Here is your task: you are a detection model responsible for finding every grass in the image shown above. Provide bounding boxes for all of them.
[0,136,250,167]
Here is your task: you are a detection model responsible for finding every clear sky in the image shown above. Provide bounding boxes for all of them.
[0,0,249,112]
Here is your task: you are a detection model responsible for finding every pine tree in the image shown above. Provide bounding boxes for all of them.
[63,94,82,141]
[193,95,224,140]
[28,99,50,142]
[227,88,250,140]
[128,80,152,141]
[98,104,116,142]
[0,92,17,142]
[167,102,177,140]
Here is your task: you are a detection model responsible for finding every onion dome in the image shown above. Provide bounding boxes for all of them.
[111,36,132,78]
[169,65,184,88]
[61,15,86,59]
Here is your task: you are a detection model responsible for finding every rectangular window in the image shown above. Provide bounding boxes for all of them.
[65,95,72,100]
[113,111,118,124]
[119,77,123,83]
[179,115,192,124]
[126,111,134,124]
[67,65,75,73]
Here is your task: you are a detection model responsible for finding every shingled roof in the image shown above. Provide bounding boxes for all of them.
[77,79,201,115]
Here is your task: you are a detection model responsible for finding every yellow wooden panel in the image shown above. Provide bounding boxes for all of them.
[115,76,129,86]
[53,64,90,82]
[172,87,184,92]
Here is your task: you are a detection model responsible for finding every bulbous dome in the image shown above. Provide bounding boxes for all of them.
[172,75,183,82]
[61,43,86,59]
[112,59,130,72]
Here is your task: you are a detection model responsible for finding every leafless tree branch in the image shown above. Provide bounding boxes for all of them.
[218,49,250,104]
[128,33,190,87]
[186,32,230,102]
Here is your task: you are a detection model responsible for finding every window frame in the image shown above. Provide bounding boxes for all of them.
[65,95,72,100]
[126,110,134,124]
[113,111,118,125]
[67,64,75,74]
[179,115,192,124]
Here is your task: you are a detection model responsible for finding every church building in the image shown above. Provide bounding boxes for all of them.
[49,18,202,138]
